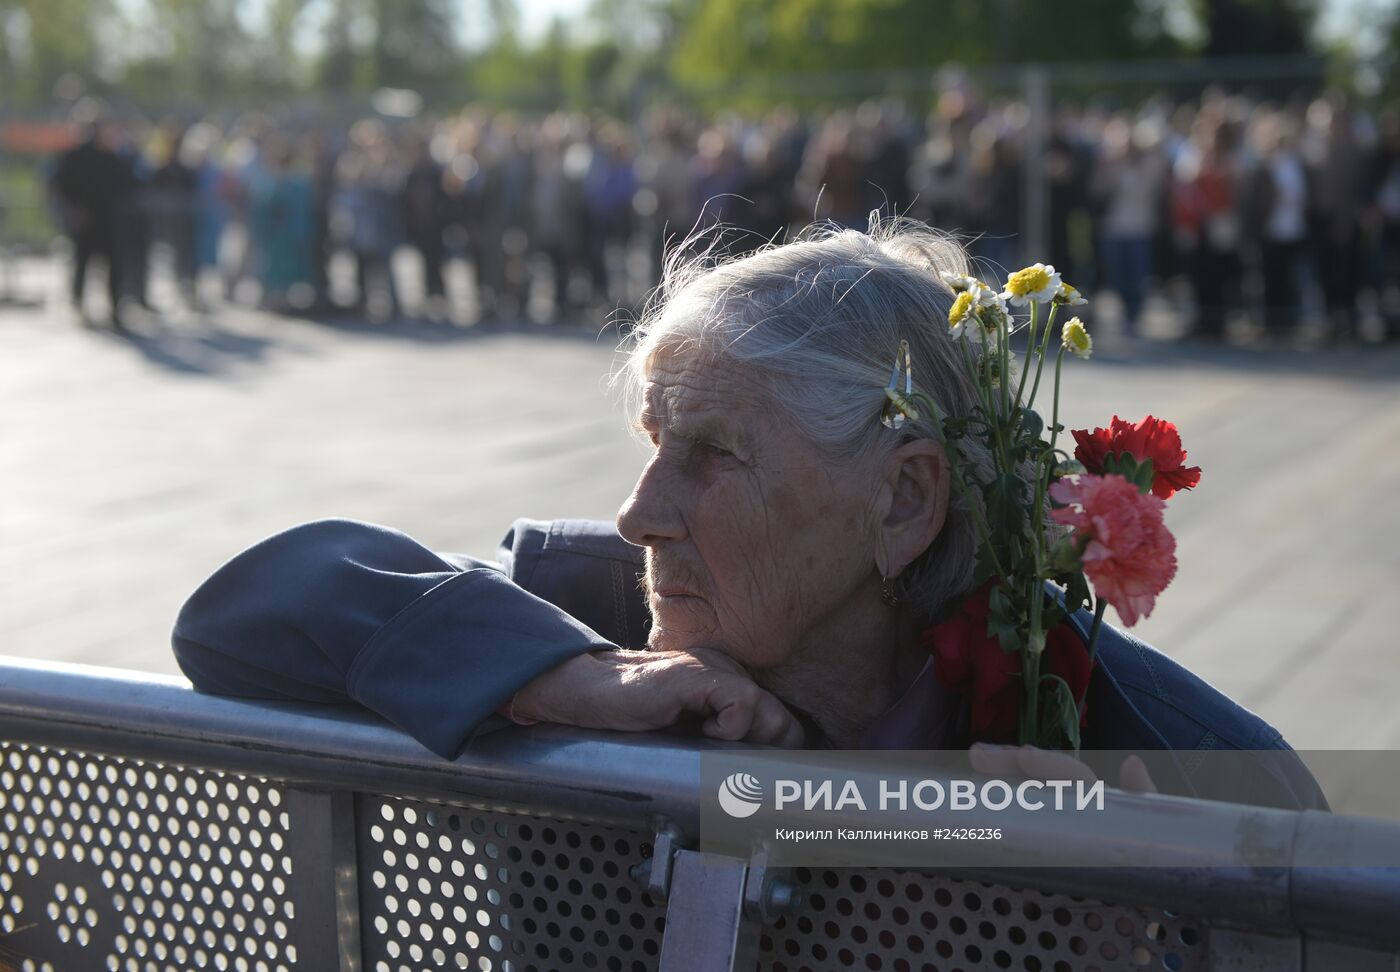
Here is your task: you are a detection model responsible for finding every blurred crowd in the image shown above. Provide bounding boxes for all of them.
[41,85,1400,341]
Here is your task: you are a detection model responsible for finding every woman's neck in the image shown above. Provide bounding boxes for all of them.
[753,600,928,749]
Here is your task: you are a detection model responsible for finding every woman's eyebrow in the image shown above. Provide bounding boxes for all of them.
[634,410,741,445]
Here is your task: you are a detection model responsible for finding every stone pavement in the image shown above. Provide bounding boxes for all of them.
[3,261,1399,758]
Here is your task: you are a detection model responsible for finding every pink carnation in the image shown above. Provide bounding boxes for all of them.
[1049,474,1178,627]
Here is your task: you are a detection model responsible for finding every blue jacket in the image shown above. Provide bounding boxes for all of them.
[172,518,1327,811]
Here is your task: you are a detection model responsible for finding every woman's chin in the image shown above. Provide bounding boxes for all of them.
[646,620,716,654]
[646,608,724,655]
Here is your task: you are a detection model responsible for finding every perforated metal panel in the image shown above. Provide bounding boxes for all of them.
[354,795,1210,972]
[357,795,667,972]
[759,868,1207,972]
[1,738,1214,971]
[0,740,300,971]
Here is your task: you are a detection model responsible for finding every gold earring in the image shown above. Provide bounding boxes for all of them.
[881,576,899,607]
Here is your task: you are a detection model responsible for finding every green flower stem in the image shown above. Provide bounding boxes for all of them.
[1020,636,1040,746]
[1013,301,1038,409]
[959,335,997,430]
[997,301,1011,423]
[1049,344,1067,454]
[1026,302,1060,411]
[912,390,1009,583]
[1022,390,1055,746]
[1019,307,1069,748]
[1077,600,1108,722]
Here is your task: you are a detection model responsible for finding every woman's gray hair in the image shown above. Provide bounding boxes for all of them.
[619,215,995,620]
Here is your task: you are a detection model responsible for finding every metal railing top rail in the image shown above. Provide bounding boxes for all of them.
[0,653,708,831]
[1,653,1398,950]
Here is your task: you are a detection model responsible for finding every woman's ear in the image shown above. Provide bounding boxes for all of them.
[877,438,951,578]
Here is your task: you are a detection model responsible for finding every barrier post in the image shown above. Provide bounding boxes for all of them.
[657,849,757,972]
[283,788,361,972]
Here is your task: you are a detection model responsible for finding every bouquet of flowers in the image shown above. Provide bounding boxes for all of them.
[882,264,1201,752]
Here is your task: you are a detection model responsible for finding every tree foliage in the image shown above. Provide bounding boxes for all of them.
[669,0,1187,93]
[0,0,1378,111]
[1196,0,1318,57]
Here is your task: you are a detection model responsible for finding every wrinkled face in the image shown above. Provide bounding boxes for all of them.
[616,347,879,669]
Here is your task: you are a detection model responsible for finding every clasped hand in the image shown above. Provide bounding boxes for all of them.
[969,742,1159,794]
[514,653,1164,793]
[511,647,808,748]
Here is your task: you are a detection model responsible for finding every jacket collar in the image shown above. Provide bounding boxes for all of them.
[1069,609,1199,798]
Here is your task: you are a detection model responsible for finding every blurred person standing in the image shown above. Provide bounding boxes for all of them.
[248,138,315,311]
[582,123,638,310]
[1245,115,1309,338]
[733,128,794,251]
[529,118,585,321]
[799,115,865,229]
[443,116,509,322]
[306,130,340,312]
[399,134,449,318]
[1092,116,1169,335]
[332,121,402,321]
[859,100,913,218]
[907,104,975,234]
[491,118,537,319]
[1305,95,1366,342]
[1045,111,1093,290]
[112,125,154,312]
[632,111,695,288]
[689,125,745,240]
[49,118,138,329]
[965,121,1023,276]
[149,126,200,309]
[183,123,236,308]
[1371,110,1400,340]
[1172,115,1245,340]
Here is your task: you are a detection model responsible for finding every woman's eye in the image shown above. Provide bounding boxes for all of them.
[698,441,735,461]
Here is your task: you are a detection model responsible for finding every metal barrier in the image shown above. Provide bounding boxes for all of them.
[0,653,1397,972]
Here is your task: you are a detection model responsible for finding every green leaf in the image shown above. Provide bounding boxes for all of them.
[1036,674,1082,753]
[986,473,1027,538]
[971,553,997,589]
[1101,452,1156,494]
[1045,535,1082,574]
[1063,571,1091,615]
[1053,459,1086,477]
[1018,408,1043,441]
[986,586,1021,655]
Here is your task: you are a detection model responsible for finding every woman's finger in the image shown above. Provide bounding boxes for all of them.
[744,693,805,748]
[1013,745,1098,786]
[1118,754,1159,794]
[968,742,1023,777]
[970,743,1099,787]
[699,678,760,741]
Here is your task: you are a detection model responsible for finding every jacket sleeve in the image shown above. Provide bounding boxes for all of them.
[171,518,614,758]
[496,518,651,650]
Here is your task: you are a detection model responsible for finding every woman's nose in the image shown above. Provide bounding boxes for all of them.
[616,457,686,546]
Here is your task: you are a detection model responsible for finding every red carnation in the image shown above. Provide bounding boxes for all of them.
[924,582,1094,743]
[1072,415,1202,500]
[1049,475,1178,627]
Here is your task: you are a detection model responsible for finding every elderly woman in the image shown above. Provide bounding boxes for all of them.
[173,220,1323,810]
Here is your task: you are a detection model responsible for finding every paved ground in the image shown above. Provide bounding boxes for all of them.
[3,257,1399,766]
